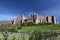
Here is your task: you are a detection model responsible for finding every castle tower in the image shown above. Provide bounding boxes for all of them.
[46,16,52,23]
[27,13,39,24]
[43,15,48,23]
[13,19,16,25]
[33,14,38,24]
[28,14,33,22]
[13,15,25,24]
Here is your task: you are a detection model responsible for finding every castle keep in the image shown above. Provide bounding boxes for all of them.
[13,14,57,24]
[0,14,57,25]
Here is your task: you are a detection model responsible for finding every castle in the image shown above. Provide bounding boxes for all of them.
[0,14,57,25]
[13,14,57,24]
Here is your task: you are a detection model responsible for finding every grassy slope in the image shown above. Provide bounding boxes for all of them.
[18,24,60,32]
[0,24,60,40]
[18,24,60,40]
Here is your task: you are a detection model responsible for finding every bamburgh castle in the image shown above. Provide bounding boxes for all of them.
[0,14,57,25]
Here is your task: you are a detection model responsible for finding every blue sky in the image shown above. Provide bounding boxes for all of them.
[0,0,60,23]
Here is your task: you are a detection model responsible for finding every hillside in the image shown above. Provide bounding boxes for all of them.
[18,24,60,33]
[0,24,59,40]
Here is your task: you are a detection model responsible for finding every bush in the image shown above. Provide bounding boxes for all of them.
[22,22,35,26]
[38,23,53,25]
[21,22,28,26]
[27,22,34,26]
[29,30,57,40]
[44,23,53,25]
[14,23,22,29]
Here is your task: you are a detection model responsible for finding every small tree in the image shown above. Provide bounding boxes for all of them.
[2,32,8,40]
[42,31,49,40]
[21,22,28,27]
[29,30,42,40]
[29,34,34,40]
[14,23,22,30]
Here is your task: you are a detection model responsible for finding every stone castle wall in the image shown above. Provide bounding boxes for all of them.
[13,14,57,24]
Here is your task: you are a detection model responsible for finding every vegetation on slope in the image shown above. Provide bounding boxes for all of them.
[18,23,60,33]
[0,23,59,40]
[0,23,60,33]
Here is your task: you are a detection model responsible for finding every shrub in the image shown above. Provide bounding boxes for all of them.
[29,30,42,40]
[38,23,53,25]
[22,22,35,26]
[2,32,8,40]
[14,23,22,29]
[29,30,57,40]
[21,22,28,26]
[44,23,53,25]
[27,22,34,26]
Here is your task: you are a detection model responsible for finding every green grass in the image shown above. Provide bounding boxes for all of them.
[0,24,60,40]
[18,24,60,33]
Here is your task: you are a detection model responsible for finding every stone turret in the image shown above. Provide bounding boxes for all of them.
[28,13,39,24]
[28,14,33,22]
[13,15,25,25]
[46,16,52,23]
[46,16,56,24]
[33,14,38,24]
